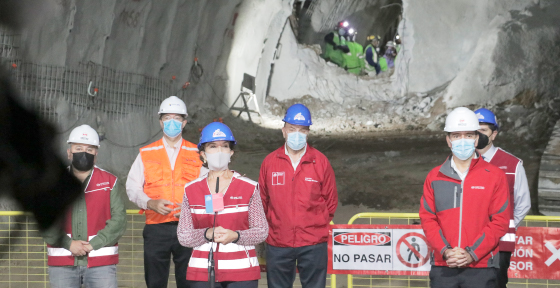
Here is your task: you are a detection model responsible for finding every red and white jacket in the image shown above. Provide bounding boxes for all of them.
[487,148,522,252]
[419,155,510,268]
[47,166,119,267]
[259,145,338,248]
[184,173,262,282]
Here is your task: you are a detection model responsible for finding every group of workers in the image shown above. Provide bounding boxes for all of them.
[323,21,401,76]
[41,93,530,288]
[43,96,337,288]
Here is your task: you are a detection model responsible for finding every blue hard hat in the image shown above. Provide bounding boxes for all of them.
[198,122,236,150]
[282,104,312,126]
[474,108,499,129]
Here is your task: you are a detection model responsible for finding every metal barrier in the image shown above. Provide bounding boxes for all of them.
[345,213,560,288]
[0,210,335,288]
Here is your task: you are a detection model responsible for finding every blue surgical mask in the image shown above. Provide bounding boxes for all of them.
[287,132,307,151]
[163,119,183,138]
[451,138,476,160]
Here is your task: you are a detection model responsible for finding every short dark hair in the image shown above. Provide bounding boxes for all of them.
[199,141,236,168]
[480,122,498,132]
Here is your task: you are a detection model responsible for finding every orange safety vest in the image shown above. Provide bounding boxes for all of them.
[140,138,202,224]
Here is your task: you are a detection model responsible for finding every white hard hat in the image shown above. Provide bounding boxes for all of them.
[386,41,395,47]
[67,125,100,147]
[158,96,187,115]
[444,107,481,132]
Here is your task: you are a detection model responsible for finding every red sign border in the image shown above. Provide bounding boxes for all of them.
[396,232,431,268]
[328,224,429,276]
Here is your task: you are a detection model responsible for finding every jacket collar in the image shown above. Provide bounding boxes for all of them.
[275,145,317,164]
[439,153,481,181]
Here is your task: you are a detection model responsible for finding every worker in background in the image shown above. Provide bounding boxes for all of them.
[419,107,510,287]
[43,125,127,288]
[259,104,338,288]
[378,41,397,73]
[395,34,402,54]
[323,21,350,67]
[126,96,204,288]
[364,35,381,76]
[474,108,531,288]
[342,28,364,75]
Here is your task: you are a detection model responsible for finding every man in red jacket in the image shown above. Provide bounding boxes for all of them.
[259,104,338,288]
[419,107,510,287]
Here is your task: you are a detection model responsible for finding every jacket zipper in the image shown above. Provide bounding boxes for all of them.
[458,180,464,247]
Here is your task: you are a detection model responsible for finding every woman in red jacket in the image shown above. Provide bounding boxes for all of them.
[177,122,268,288]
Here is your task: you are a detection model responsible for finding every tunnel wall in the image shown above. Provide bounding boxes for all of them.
[5,0,294,189]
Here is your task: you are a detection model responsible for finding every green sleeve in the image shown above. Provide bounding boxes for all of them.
[42,223,72,250]
[88,182,128,250]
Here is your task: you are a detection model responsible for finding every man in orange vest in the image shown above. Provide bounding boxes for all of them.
[43,125,127,288]
[126,96,203,288]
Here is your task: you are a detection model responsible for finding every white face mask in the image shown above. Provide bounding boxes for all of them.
[206,152,231,171]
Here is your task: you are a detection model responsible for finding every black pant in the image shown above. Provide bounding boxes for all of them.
[266,243,328,288]
[497,251,512,288]
[189,280,258,288]
[143,222,192,288]
[430,266,497,288]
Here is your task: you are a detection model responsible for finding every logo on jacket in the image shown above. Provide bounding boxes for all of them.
[333,232,391,246]
[272,172,285,185]
[471,186,485,189]
[294,113,305,121]
[305,177,318,183]
[213,129,226,137]
[499,166,508,170]
[96,182,110,187]
[230,196,242,200]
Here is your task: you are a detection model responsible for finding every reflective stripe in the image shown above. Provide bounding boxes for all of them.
[193,242,254,253]
[500,233,516,242]
[84,187,111,193]
[189,257,210,269]
[182,146,199,151]
[218,257,258,270]
[191,206,249,215]
[89,246,118,257]
[509,219,515,228]
[47,247,72,256]
[193,242,218,252]
[87,235,119,257]
[141,145,164,151]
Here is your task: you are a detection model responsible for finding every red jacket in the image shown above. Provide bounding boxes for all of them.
[419,155,510,268]
[259,145,338,247]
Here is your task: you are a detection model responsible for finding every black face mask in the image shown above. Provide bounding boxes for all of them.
[476,131,490,150]
[72,152,95,171]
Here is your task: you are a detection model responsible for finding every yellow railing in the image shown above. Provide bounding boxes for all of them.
[0,211,335,288]
[345,213,560,288]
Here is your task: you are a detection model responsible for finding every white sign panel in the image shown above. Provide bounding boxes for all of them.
[331,228,431,272]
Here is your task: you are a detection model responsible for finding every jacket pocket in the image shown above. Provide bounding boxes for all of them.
[144,160,163,185]
[432,180,461,212]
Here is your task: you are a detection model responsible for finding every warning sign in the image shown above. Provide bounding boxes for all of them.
[395,232,430,268]
[328,225,431,275]
[328,224,560,280]
[508,227,560,280]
